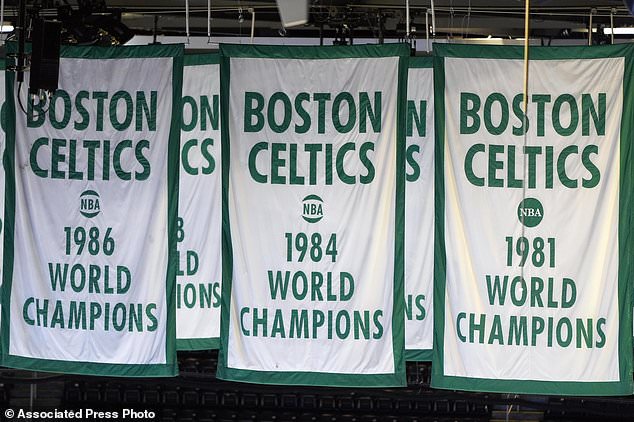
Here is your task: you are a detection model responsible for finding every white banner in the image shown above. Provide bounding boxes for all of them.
[217,44,409,387]
[405,58,434,360]
[0,45,182,376]
[433,44,634,395]
[176,54,222,350]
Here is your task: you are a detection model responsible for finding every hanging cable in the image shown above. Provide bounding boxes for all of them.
[466,0,472,38]
[426,10,430,52]
[588,8,594,45]
[405,0,410,39]
[449,4,454,39]
[0,0,5,41]
[185,0,190,44]
[238,6,244,41]
[16,0,25,83]
[249,8,255,43]
[610,8,615,44]
[506,404,514,422]
[430,0,436,37]
[207,0,212,43]
[152,15,159,44]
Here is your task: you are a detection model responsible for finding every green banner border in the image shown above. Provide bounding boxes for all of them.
[405,349,433,361]
[0,44,183,377]
[62,43,183,59]
[217,43,409,387]
[409,56,433,68]
[220,43,410,60]
[177,337,220,351]
[432,43,634,395]
[404,56,433,362]
[184,53,220,66]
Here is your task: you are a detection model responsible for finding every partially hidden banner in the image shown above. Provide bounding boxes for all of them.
[1,44,183,376]
[218,44,409,387]
[177,54,222,350]
[405,57,434,361]
[433,43,633,395]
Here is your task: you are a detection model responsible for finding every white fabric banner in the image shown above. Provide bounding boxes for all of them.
[176,54,222,350]
[404,58,434,360]
[217,44,409,387]
[433,44,633,395]
[0,45,182,376]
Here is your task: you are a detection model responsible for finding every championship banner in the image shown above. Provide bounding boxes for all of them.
[177,54,222,350]
[405,57,434,361]
[433,44,633,395]
[218,44,408,387]
[1,44,183,376]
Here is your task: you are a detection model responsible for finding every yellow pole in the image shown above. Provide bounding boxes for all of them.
[520,0,530,267]
[524,0,531,113]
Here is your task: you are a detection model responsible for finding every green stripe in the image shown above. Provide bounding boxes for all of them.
[218,367,405,388]
[6,42,183,59]
[434,42,634,60]
[220,43,410,59]
[184,53,219,66]
[61,43,183,59]
[1,64,17,364]
[217,47,233,383]
[619,46,634,383]
[431,51,447,385]
[390,52,408,387]
[5,42,185,59]
[405,348,433,362]
[409,56,433,68]
[165,52,184,375]
[5,41,28,54]
[176,337,220,351]
[1,355,178,378]
[433,375,633,396]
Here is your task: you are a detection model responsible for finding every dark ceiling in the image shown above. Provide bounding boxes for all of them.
[2,1,634,45]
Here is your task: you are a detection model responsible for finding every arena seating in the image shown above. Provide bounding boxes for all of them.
[3,351,634,421]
